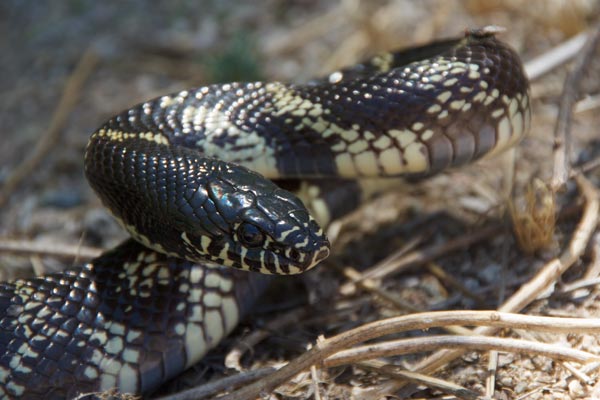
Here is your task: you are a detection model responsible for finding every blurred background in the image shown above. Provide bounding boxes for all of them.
[1,1,600,398]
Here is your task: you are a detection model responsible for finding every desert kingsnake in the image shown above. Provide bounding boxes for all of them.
[0,28,530,399]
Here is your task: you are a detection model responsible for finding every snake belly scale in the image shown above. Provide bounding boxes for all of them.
[0,29,529,399]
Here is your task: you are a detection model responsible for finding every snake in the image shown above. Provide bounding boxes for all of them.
[0,28,530,399]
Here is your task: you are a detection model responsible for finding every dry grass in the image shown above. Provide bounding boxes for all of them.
[509,179,557,254]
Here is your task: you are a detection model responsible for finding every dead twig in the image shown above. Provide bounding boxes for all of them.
[0,238,102,261]
[425,261,485,303]
[343,224,503,285]
[340,197,583,300]
[525,30,589,81]
[339,265,421,312]
[562,362,596,386]
[372,173,599,398]
[323,335,598,367]
[224,308,309,371]
[217,311,600,400]
[486,350,499,397]
[0,48,98,207]
[339,264,474,336]
[357,360,481,400]
[552,23,600,190]
[262,3,345,55]
[309,365,322,400]
[155,367,275,400]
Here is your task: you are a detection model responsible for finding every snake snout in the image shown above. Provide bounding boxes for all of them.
[314,247,330,264]
[300,225,330,270]
[288,241,329,273]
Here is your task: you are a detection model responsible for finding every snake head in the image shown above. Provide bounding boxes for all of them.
[86,137,329,274]
[179,160,330,274]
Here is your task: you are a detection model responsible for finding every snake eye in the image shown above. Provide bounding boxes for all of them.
[237,222,265,248]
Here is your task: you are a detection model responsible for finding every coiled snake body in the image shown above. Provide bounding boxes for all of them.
[0,29,530,399]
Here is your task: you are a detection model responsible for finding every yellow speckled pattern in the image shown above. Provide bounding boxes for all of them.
[96,31,528,184]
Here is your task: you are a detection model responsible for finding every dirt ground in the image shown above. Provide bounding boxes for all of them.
[2,1,600,399]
